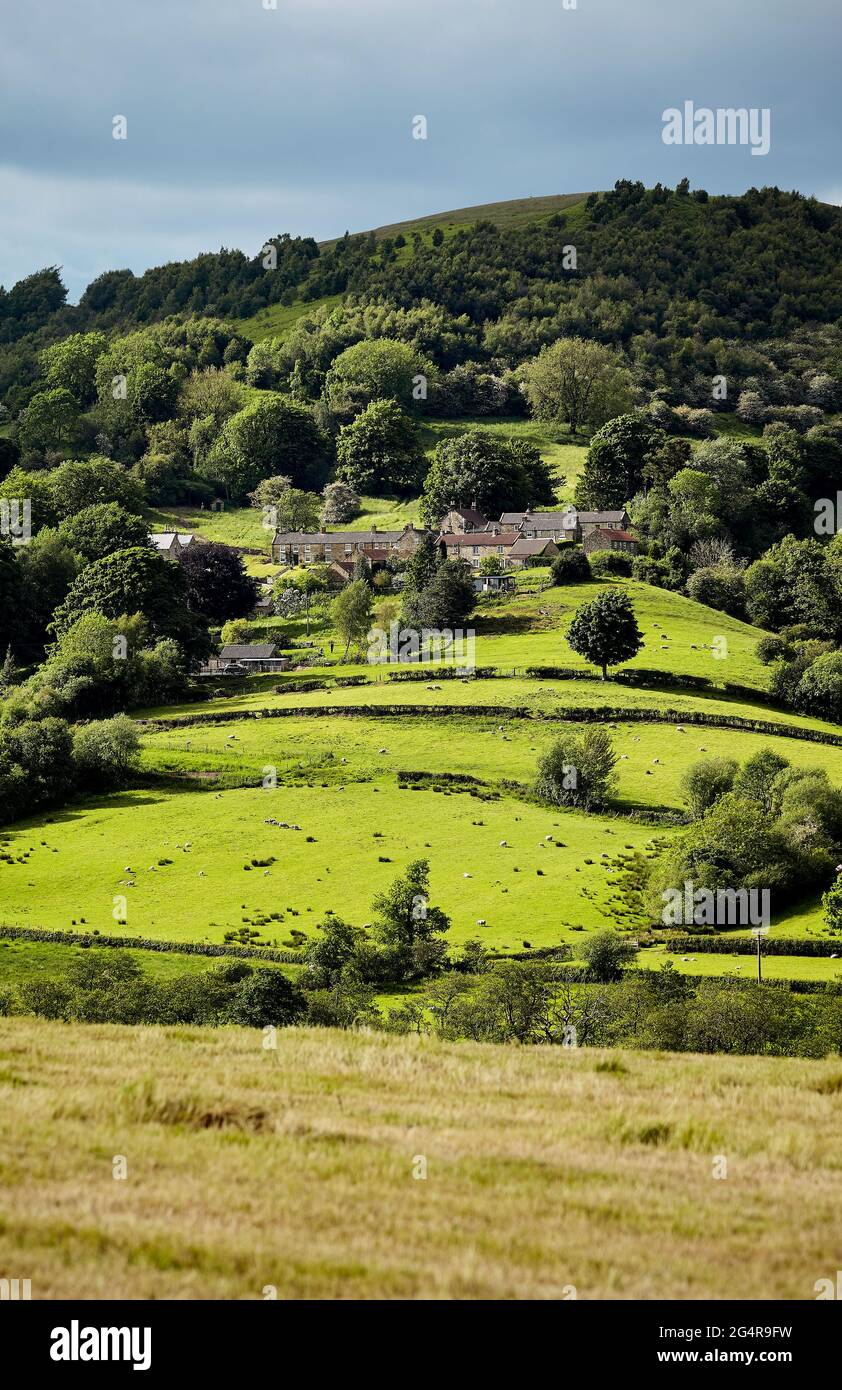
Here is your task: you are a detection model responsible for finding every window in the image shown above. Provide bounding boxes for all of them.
[472,546,480,555]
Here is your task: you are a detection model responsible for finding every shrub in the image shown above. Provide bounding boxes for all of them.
[588,549,632,578]
[551,548,591,584]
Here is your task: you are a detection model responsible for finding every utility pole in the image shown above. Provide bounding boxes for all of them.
[752,924,769,982]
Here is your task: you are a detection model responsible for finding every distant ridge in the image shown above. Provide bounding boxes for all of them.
[318,192,593,249]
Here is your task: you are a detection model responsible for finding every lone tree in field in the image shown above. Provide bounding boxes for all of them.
[566,587,642,679]
[581,930,638,982]
[331,579,373,660]
[534,727,618,810]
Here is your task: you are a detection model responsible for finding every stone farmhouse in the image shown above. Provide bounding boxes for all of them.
[150,532,196,559]
[499,507,629,542]
[582,527,639,556]
[438,532,559,569]
[271,523,425,566]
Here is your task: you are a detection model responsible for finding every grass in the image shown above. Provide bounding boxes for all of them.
[1,1017,840,1299]
[0,939,262,986]
[0,783,667,951]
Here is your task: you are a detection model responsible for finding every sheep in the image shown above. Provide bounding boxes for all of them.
[463,872,473,878]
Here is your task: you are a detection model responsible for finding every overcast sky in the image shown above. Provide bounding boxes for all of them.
[1,0,839,301]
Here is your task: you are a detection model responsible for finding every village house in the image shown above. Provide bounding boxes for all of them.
[506,536,561,566]
[582,527,639,555]
[438,507,490,534]
[272,522,426,567]
[438,531,557,570]
[499,507,630,543]
[205,642,289,675]
[472,572,516,595]
[150,532,196,559]
[438,531,519,568]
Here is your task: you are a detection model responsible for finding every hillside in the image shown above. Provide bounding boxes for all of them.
[317,192,593,250]
[1,1017,840,1300]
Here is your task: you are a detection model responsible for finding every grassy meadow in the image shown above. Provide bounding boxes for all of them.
[1,1017,841,1299]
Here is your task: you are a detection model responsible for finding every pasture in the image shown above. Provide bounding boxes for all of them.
[1,1018,840,1299]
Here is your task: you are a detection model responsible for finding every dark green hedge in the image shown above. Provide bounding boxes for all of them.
[666,936,842,957]
[0,925,303,964]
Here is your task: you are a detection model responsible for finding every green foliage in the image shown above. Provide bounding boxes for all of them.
[325,338,433,415]
[551,548,591,584]
[40,332,107,405]
[581,930,638,982]
[587,549,633,578]
[179,540,258,623]
[402,557,475,630]
[48,457,145,520]
[336,398,426,495]
[566,587,643,678]
[57,503,150,565]
[420,429,554,526]
[521,337,632,434]
[681,757,738,819]
[17,388,78,452]
[534,727,618,809]
[51,547,209,662]
[331,579,373,659]
[201,395,328,500]
[576,413,661,508]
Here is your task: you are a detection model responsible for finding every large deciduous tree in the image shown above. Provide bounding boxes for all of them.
[566,586,642,678]
[521,337,633,435]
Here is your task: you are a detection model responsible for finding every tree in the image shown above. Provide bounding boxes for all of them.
[732,749,791,816]
[129,362,179,424]
[336,399,426,495]
[48,457,145,520]
[321,480,360,525]
[15,529,79,661]
[331,579,372,659]
[551,549,591,584]
[271,488,321,534]
[822,877,842,934]
[40,332,107,405]
[52,547,210,661]
[177,367,245,426]
[226,969,306,1027]
[680,757,739,820]
[686,564,746,618]
[534,728,618,809]
[325,339,433,415]
[478,553,503,575]
[581,930,638,982]
[201,396,328,499]
[179,541,258,623]
[371,859,450,977]
[283,565,329,635]
[17,388,78,452]
[521,338,633,434]
[566,587,642,678]
[420,430,552,526]
[796,651,842,721]
[247,475,292,510]
[403,558,475,630]
[57,503,150,565]
[305,913,365,988]
[575,413,662,509]
[72,714,140,786]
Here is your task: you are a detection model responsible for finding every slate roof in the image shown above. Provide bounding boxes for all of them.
[219,643,279,661]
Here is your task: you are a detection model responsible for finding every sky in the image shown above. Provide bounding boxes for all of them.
[1,0,839,302]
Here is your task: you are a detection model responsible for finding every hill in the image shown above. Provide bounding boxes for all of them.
[317,192,592,250]
[1,1017,840,1299]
